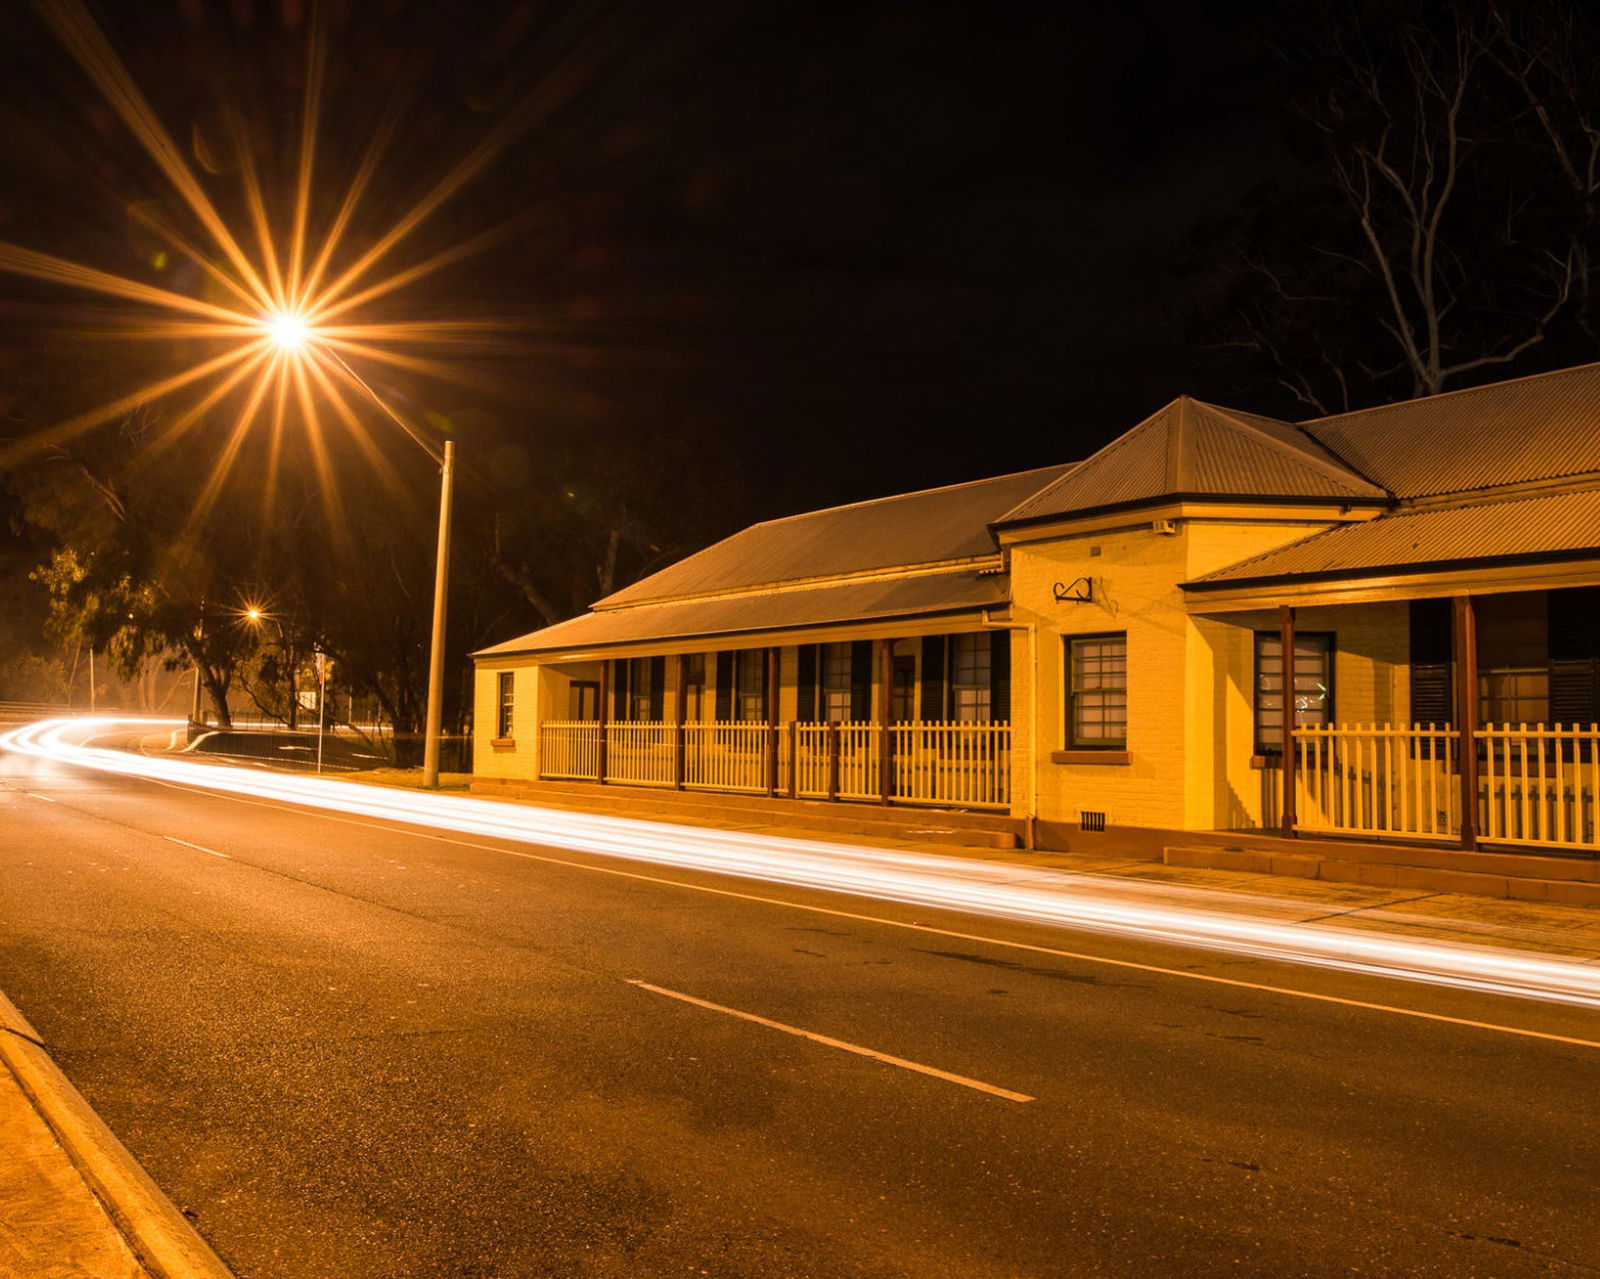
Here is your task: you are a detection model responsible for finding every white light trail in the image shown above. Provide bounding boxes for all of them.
[8,716,1600,1014]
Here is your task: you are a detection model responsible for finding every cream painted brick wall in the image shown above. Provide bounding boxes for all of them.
[471,659,553,780]
[1011,516,1371,833]
[1010,525,1196,830]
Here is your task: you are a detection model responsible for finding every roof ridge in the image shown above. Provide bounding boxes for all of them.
[1297,358,1600,426]
[738,460,1075,531]
[1194,400,1390,497]
[1169,396,1191,492]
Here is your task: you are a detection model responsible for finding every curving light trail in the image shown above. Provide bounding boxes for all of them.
[7,716,1600,1015]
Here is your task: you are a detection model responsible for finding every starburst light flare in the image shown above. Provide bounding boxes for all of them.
[267,313,312,352]
[0,0,534,506]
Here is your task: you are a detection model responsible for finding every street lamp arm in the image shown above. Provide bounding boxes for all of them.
[321,347,444,465]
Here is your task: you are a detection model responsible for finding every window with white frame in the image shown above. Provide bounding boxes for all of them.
[1254,633,1332,751]
[736,650,767,722]
[496,671,514,739]
[820,642,854,722]
[1066,634,1127,748]
[949,633,992,722]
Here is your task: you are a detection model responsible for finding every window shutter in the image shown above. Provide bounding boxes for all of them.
[1409,599,1453,726]
[648,655,665,722]
[920,635,946,721]
[714,652,733,722]
[849,640,872,721]
[797,644,818,722]
[1549,588,1600,726]
[989,630,1010,724]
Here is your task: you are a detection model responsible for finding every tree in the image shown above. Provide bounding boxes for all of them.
[1187,0,1600,415]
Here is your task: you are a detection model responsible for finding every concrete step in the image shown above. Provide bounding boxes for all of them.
[1165,844,1600,907]
[470,778,1022,849]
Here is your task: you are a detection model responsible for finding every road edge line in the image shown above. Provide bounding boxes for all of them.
[0,988,235,1279]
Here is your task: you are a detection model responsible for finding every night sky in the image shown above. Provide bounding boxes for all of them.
[0,0,1295,540]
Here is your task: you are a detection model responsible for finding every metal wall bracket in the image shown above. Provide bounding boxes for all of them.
[1053,577,1094,603]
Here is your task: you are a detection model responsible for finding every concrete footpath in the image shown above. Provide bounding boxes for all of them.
[0,991,232,1279]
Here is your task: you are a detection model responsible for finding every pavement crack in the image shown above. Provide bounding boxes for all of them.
[1298,892,1440,925]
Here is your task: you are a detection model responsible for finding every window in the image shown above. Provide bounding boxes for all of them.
[891,655,916,722]
[1477,594,1548,726]
[1066,634,1126,748]
[949,633,992,722]
[569,680,599,721]
[682,653,706,721]
[626,657,657,722]
[496,672,514,739]
[821,643,854,722]
[1255,633,1332,752]
[715,649,769,722]
[735,650,765,722]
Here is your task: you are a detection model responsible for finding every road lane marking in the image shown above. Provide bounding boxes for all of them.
[130,776,1600,1052]
[626,978,1035,1103]
[163,835,229,860]
[28,793,59,803]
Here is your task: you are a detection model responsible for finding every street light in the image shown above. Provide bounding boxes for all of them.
[265,312,456,789]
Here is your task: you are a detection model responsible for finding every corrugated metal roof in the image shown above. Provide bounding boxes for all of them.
[476,570,1010,656]
[1187,488,1600,588]
[1302,363,1600,498]
[597,462,1071,607]
[998,397,1387,525]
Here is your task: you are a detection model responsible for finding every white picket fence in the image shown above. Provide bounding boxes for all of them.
[537,719,1010,809]
[538,721,602,781]
[1478,724,1600,848]
[1292,722,1600,851]
[892,722,1011,808]
[683,723,770,793]
[605,723,675,787]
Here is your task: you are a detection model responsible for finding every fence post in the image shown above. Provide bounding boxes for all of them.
[788,720,798,798]
[1454,594,1479,850]
[878,639,894,806]
[827,721,840,801]
[597,660,610,784]
[1280,606,1297,839]
[674,653,688,790]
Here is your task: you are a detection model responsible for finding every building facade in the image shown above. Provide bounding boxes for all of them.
[474,365,1600,856]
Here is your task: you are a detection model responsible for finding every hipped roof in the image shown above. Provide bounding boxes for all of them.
[996,396,1388,526]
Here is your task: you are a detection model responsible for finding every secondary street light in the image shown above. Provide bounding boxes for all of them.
[266,313,456,789]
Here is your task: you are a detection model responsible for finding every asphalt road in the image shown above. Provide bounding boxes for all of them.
[2,748,1599,1278]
